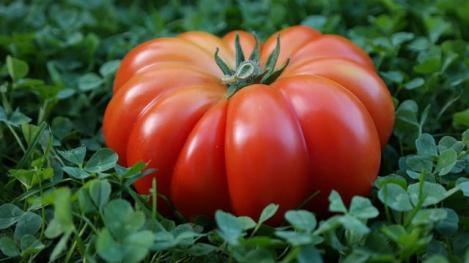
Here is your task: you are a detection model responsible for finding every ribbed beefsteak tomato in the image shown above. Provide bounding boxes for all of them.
[103,25,394,223]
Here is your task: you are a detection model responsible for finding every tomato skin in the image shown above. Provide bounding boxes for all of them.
[287,35,376,70]
[113,38,225,91]
[171,101,231,219]
[104,26,394,223]
[273,76,381,212]
[225,85,311,222]
[260,25,322,66]
[179,32,235,67]
[222,30,257,57]
[283,58,394,146]
[102,64,220,165]
[126,85,224,196]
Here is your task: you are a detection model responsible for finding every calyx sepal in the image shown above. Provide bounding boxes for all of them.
[215,34,289,97]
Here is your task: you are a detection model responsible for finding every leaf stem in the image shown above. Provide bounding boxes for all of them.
[6,124,26,153]
[65,224,87,263]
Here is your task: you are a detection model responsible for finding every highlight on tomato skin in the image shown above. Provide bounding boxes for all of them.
[102,25,395,224]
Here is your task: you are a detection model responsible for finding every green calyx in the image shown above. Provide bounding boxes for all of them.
[214,34,289,97]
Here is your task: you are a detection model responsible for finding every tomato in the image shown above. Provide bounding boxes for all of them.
[103,25,394,223]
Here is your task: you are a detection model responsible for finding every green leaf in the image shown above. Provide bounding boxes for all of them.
[458,181,469,197]
[232,247,275,263]
[416,133,437,156]
[0,107,6,122]
[49,230,72,262]
[171,225,200,246]
[285,210,317,232]
[98,224,155,262]
[329,190,347,213]
[375,174,407,189]
[424,16,451,43]
[20,235,44,256]
[414,47,442,74]
[97,228,124,262]
[381,224,407,243]
[78,73,103,91]
[258,203,279,224]
[396,100,419,125]
[438,136,463,153]
[241,236,283,247]
[10,109,31,126]
[102,199,145,240]
[436,148,458,176]
[117,162,146,182]
[372,15,395,32]
[349,196,379,220]
[302,15,327,31]
[453,109,469,128]
[338,215,370,235]
[404,78,425,90]
[381,71,404,84]
[237,216,256,231]
[62,166,91,179]
[0,204,24,229]
[89,179,111,210]
[411,208,447,225]
[99,60,121,77]
[394,100,419,141]
[391,32,414,46]
[298,245,323,263]
[122,231,155,263]
[188,243,217,256]
[215,210,242,245]
[436,208,459,235]
[2,109,32,127]
[51,117,73,141]
[58,146,86,166]
[407,182,447,207]
[409,37,431,51]
[463,129,469,147]
[0,236,19,257]
[78,187,95,214]
[314,216,341,235]
[423,255,449,263]
[6,56,29,80]
[46,61,63,86]
[44,188,74,238]
[364,231,394,254]
[342,250,370,263]
[378,184,413,212]
[21,123,45,147]
[275,230,313,246]
[85,148,118,173]
[10,168,54,189]
[152,231,173,251]
[14,212,42,240]
[406,155,433,175]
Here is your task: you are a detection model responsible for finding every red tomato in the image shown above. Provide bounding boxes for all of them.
[103,25,394,223]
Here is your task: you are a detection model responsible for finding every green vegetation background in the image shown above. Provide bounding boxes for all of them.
[0,0,468,262]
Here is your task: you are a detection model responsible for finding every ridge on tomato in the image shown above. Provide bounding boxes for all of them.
[102,25,394,224]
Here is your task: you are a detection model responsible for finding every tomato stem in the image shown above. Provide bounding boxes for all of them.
[215,34,289,97]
